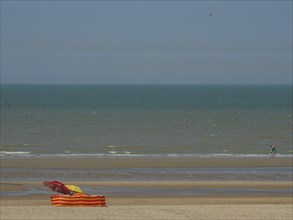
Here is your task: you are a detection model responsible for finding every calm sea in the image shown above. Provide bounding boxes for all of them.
[1,84,292,158]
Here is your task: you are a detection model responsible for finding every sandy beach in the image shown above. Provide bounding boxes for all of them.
[1,157,292,219]
[1,204,292,220]
[1,182,292,220]
[1,186,292,219]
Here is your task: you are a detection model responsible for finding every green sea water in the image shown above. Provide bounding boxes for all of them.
[1,84,292,158]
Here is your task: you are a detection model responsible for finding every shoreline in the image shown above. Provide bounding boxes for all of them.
[1,157,292,169]
[1,180,292,198]
[2,180,292,189]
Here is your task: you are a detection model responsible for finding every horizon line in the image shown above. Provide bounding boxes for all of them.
[1,82,292,86]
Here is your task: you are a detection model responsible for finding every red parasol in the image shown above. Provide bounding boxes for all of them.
[43,181,71,195]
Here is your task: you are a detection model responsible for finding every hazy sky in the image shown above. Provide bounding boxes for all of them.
[1,1,292,84]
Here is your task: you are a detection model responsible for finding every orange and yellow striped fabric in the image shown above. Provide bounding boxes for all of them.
[51,194,106,207]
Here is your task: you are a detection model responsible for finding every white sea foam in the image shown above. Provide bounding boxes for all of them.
[1,151,292,159]
[123,151,131,154]
[0,151,31,156]
[108,151,117,154]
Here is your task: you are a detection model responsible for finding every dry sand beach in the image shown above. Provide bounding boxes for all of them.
[1,157,292,219]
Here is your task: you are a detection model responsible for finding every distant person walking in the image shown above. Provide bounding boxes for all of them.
[269,145,277,158]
